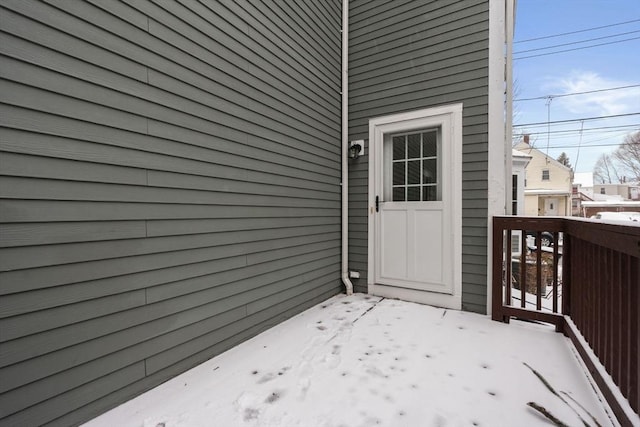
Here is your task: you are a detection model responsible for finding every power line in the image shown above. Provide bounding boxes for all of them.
[533,142,629,149]
[514,112,640,127]
[513,36,640,60]
[519,124,640,136]
[514,85,640,102]
[514,18,640,43]
[514,29,640,54]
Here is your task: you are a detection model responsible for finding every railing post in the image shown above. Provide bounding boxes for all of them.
[562,232,571,318]
[492,217,505,322]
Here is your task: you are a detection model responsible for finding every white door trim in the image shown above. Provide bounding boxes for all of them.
[367,104,462,309]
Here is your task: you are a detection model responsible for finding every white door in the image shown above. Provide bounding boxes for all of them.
[544,198,558,215]
[368,105,462,308]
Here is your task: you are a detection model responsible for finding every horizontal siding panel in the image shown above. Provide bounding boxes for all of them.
[0,290,147,343]
[147,216,338,237]
[352,32,488,81]
[0,250,336,319]
[3,0,338,124]
[0,362,146,427]
[350,79,488,113]
[0,264,340,393]
[0,79,147,133]
[0,235,338,296]
[87,0,148,30]
[147,254,340,304]
[351,50,488,93]
[0,71,338,165]
[268,2,339,65]
[190,0,338,93]
[1,255,338,345]
[350,1,487,49]
[136,0,338,111]
[0,126,338,192]
[349,91,488,126]
[0,221,146,248]
[350,66,488,104]
[0,177,338,209]
[0,225,338,271]
[0,152,147,186]
[0,5,148,82]
[0,200,340,223]
[148,278,334,374]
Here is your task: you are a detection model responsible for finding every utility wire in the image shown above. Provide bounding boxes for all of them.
[531,141,632,149]
[514,112,640,127]
[519,124,640,136]
[514,85,640,102]
[514,18,640,43]
[514,121,639,130]
[514,29,640,54]
[514,36,640,60]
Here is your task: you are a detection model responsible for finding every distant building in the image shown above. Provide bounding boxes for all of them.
[593,183,640,201]
[515,136,572,216]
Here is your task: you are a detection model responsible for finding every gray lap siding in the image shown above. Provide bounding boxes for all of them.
[0,0,341,425]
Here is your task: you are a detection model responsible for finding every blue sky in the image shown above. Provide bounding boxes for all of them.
[513,0,640,175]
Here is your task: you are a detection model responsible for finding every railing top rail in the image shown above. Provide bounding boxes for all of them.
[493,216,640,257]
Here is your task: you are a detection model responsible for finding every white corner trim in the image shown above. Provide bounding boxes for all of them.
[487,0,509,315]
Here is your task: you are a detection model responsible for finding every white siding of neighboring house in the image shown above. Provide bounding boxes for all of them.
[515,141,572,216]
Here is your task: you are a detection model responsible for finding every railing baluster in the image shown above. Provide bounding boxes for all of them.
[505,229,512,306]
[629,255,639,414]
[536,231,542,311]
[611,251,621,390]
[552,232,559,313]
[520,230,526,308]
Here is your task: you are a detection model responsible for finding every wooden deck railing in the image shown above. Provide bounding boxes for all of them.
[492,216,639,427]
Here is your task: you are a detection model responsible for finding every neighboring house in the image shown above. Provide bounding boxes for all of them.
[572,172,594,216]
[582,200,640,218]
[593,183,640,200]
[570,184,593,217]
[0,1,514,425]
[515,136,572,216]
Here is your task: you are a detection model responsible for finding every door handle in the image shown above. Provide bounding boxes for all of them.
[376,195,380,212]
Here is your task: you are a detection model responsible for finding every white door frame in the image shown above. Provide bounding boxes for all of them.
[367,104,462,309]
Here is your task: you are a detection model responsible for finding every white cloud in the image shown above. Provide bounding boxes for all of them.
[543,71,640,116]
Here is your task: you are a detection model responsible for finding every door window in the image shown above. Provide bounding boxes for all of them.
[385,129,441,202]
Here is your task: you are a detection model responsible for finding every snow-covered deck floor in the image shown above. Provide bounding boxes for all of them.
[85,294,615,427]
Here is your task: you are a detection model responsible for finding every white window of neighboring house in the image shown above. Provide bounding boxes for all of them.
[542,169,550,180]
[600,188,606,194]
[512,174,518,215]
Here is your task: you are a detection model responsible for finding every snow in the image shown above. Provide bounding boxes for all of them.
[84,294,621,427]
[510,286,559,312]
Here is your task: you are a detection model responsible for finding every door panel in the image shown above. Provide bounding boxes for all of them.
[376,128,451,294]
[412,208,443,284]
[368,105,462,308]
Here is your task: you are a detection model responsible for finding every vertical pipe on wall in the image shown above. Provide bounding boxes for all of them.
[341,0,353,295]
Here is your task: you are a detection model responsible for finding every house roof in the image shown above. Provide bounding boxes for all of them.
[514,142,573,172]
[524,189,571,196]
